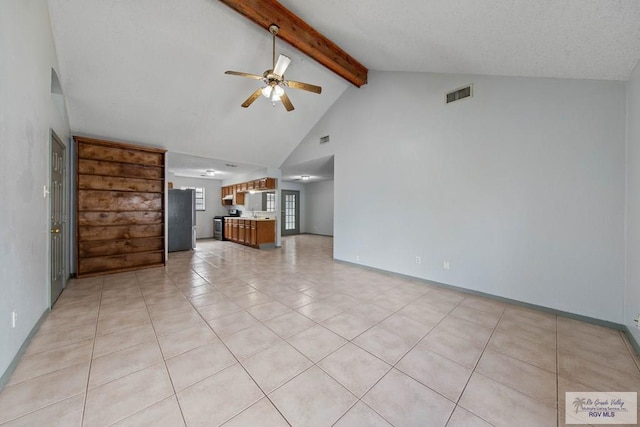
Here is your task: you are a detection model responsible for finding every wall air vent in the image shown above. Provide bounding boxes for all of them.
[446,84,473,104]
[320,135,330,144]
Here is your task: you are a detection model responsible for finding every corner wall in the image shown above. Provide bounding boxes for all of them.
[288,71,626,323]
[0,0,71,380]
[626,60,640,343]
[305,180,334,236]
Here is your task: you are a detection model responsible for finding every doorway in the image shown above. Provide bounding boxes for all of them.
[50,131,66,306]
[281,190,300,235]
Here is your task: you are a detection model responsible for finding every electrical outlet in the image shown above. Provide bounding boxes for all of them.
[11,311,17,328]
[634,313,640,329]
[443,261,450,270]
[415,256,421,264]
[356,255,360,262]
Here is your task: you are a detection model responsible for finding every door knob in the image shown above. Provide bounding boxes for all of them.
[51,228,60,233]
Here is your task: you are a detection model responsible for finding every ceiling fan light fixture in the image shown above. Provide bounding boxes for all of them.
[271,85,284,102]
[270,85,284,105]
[205,170,216,176]
[225,23,321,111]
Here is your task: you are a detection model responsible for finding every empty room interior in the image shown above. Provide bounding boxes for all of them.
[1,0,640,426]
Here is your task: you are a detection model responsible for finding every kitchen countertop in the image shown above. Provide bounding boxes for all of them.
[225,217,275,221]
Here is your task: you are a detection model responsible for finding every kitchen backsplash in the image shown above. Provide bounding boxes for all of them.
[240,210,275,219]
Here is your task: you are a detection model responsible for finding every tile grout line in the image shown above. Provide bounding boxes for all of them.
[192,244,395,426]
[327,291,467,427]
[137,273,190,427]
[182,259,293,426]
[448,303,506,427]
[203,259,305,427]
[81,276,105,427]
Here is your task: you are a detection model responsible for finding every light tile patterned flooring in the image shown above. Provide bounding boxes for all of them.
[1,235,639,426]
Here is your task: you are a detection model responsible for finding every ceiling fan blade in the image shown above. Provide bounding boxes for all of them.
[225,70,263,80]
[241,88,263,108]
[286,80,322,94]
[280,92,295,112]
[273,54,292,77]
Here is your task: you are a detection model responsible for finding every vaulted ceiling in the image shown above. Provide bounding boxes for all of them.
[48,0,640,177]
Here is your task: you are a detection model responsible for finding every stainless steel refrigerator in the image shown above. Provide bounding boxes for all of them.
[168,189,196,252]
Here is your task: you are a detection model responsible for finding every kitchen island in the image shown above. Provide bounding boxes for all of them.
[224,218,276,249]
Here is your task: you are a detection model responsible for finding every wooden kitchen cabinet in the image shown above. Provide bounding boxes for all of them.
[255,220,275,248]
[231,219,238,242]
[221,177,276,206]
[234,191,245,205]
[256,178,276,190]
[224,220,231,241]
[221,186,245,206]
[224,219,274,249]
[249,221,257,246]
[238,220,245,243]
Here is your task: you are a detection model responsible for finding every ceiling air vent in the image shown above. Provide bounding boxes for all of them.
[446,84,473,104]
[320,135,330,144]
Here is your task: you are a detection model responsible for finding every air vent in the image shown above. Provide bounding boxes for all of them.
[320,135,330,144]
[446,84,473,104]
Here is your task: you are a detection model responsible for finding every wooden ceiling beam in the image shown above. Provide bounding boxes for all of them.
[219,0,368,87]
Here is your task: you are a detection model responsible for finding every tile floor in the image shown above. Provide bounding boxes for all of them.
[0,235,639,426]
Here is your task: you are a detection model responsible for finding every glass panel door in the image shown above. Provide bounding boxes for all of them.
[281,190,300,235]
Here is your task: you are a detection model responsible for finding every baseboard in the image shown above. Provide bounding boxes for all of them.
[623,326,640,357]
[300,232,334,237]
[336,259,633,339]
[0,309,50,391]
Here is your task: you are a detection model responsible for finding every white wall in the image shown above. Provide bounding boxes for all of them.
[286,71,627,323]
[306,180,334,236]
[169,175,228,239]
[0,0,71,379]
[626,60,640,343]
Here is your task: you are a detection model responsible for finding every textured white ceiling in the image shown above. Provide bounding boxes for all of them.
[281,155,335,183]
[48,0,640,179]
[281,0,640,81]
[166,152,265,181]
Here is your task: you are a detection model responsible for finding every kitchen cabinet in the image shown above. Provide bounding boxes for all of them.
[220,177,276,205]
[257,178,276,190]
[249,221,257,246]
[231,219,239,241]
[225,219,275,249]
[234,190,245,205]
[238,220,246,243]
[224,220,231,241]
[220,186,245,206]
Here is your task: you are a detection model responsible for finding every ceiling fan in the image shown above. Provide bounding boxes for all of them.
[225,24,322,112]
